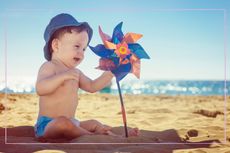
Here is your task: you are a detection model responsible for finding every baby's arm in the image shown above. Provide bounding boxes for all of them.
[36,62,80,96]
[79,71,113,93]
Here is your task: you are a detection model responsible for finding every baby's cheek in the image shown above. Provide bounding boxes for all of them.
[81,53,85,58]
[80,56,84,62]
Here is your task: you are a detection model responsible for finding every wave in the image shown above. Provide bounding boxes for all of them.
[0,80,229,95]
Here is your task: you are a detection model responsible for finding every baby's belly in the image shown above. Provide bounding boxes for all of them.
[39,97,78,118]
[39,81,78,118]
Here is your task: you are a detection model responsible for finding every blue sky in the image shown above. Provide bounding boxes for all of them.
[0,0,229,84]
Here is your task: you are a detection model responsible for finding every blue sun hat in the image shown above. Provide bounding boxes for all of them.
[43,13,93,61]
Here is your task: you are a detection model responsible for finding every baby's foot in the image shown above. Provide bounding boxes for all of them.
[106,130,121,137]
[127,127,139,137]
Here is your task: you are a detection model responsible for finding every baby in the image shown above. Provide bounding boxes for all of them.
[34,13,139,140]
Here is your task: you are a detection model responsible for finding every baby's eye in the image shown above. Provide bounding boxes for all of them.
[75,45,80,48]
[83,48,86,52]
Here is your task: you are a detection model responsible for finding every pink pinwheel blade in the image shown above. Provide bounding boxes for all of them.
[99,26,116,49]
[131,59,140,79]
[96,58,116,71]
[99,26,111,42]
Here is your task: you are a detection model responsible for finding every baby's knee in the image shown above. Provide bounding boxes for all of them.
[92,120,106,129]
[89,119,101,126]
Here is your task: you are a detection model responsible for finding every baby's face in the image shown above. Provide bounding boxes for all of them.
[56,30,89,68]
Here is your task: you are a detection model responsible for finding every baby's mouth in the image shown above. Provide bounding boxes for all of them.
[73,57,81,62]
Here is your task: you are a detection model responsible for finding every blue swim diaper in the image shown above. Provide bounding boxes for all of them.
[34,116,53,137]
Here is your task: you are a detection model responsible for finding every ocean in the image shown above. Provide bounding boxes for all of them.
[0,80,229,96]
[109,80,229,96]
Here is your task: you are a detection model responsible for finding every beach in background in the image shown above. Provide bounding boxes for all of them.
[0,91,229,152]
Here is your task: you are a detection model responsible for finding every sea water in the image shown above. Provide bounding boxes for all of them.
[109,80,229,96]
[0,80,229,96]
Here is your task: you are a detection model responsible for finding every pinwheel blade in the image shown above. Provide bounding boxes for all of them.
[112,63,131,81]
[104,40,117,49]
[96,58,116,71]
[123,33,143,44]
[89,45,114,58]
[99,26,111,42]
[128,43,150,59]
[131,59,140,79]
[112,22,124,44]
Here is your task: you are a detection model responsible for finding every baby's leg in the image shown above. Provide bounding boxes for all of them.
[80,119,113,135]
[43,116,92,139]
[80,119,140,137]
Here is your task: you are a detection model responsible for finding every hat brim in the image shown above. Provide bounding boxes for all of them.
[44,22,93,61]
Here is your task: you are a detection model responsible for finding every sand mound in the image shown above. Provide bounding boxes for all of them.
[193,109,224,118]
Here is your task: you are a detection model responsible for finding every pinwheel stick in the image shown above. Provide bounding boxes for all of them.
[116,78,128,138]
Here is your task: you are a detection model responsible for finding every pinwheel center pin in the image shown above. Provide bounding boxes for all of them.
[119,46,127,54]
[115,42,131,58]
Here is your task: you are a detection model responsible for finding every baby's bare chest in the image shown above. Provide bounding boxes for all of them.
[58,79,78,93]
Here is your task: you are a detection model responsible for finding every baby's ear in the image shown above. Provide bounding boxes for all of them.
[51,38,59,52]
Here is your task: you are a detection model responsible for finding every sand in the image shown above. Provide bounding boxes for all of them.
[0,93,229,153]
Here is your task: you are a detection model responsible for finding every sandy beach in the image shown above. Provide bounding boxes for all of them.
[0,93,229,153]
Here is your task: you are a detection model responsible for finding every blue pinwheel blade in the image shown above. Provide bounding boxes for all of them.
[112,22,124,44]
[112,63,131,81]
[128,43,150,59]
[111,56,120,66]
[89,45,114,58]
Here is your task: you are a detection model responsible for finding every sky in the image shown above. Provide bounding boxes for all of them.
[0,0,229,84]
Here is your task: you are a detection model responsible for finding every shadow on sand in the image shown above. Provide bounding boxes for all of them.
[0,126,221,153]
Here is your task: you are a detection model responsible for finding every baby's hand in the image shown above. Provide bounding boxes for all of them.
[62,69,81,82]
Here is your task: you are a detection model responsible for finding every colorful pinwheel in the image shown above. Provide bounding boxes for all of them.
[90,22,150,137]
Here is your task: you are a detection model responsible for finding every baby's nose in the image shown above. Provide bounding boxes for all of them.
[76,50,84,56]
